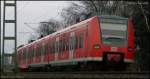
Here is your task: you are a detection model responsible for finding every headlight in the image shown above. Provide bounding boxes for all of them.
[94,44,100,49]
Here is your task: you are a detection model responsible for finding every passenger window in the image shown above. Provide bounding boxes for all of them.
[59,40,61,53]
[45,44,48,54]
[27,48,29,59]
[51,42,54,53]
[37,46,40,56]
[23,49,26,59]
[69,37,73,50]
[50,42,53,53]
[24,48,27,60]
[41,45,44,56]
[49,42,51,53]
[75,36,78,49]
[55,41,58,53]
[57,41,59,53]
[32,47,34,58]
[29,49,31,59]
[79,33,83,48]
[66,39,69,51]
[37,46,39,56]
[39,46,42,56]
[36,47,38,56]
[62,40,65,51]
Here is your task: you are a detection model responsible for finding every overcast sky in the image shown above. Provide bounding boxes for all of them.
[1,1,72,54]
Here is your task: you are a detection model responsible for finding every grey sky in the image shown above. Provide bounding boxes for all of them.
[1,1,72,54]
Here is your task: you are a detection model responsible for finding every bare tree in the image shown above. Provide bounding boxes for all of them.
[61,2,91,27]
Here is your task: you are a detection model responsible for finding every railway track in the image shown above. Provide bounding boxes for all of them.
[22,71,149,78]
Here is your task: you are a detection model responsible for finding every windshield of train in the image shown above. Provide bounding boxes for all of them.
[99,16,128,46]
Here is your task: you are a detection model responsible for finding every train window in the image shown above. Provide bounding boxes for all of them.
[31,47,34,58]
[23,50,25,59]
[72,36,76,50]
[47,42,53,53]
[22,51,24,60]
[18,53,20,60]
[20,52,23,60]
[69,36,75,50]
[56,41,59,53]
[66,39,68,51]
[37,46,40,56]
[28,48,30,59]
[64,40,67,51]
[30,48,32,58]
[25,49,27,59]
[50,42,52,53]
[23,52,25,60]
[21,53,22,60]
[34,47,36,57]
[36,47,38,56]
[39,46,42,56]
[30,49,32,59]
[27,48,29,59]
[44,45,46,55]
[61,40,64,52]
[57,41,60,53]
[54,41,57,53]
[21,52,23,60]
[23,49,26,59]
[69,37,72,50]
[29,49,31,59]
[49,42,54,53]
[41,45,43,56]
[59,40,61,53]
[57,41,59,53]
[61,40,63,52]
[100,17,127,46]
[75,35,78,49]
[35,47,38,56]
[62,40,65,51]
[79,33,83,48]
[45,44,48,54]
[41,44,45,56]
[51,42,53,53]
[24,48,27,60]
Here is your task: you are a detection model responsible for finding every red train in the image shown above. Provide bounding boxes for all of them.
[17,15,135,71]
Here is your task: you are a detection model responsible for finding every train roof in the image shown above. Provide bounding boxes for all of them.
[17,16,96,51]
[99,15,128,20]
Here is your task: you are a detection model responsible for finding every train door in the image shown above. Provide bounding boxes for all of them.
[31,46,34,64]
[41,42,45,63]
[69,32,75,59]
[24,48,28,66]
[28,46,31,64]
[78,27,87,58]
[20,50,23,66]
[33,45,36,64]
[55,37,59,61]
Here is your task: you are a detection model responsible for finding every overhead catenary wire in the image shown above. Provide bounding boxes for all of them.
[31,6,61,22]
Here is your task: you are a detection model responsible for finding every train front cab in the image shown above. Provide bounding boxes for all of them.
[91,15,135,69]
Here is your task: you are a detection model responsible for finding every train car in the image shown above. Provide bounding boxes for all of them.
[17,15,135,71]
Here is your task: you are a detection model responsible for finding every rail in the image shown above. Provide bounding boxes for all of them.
[22,71,149,78]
